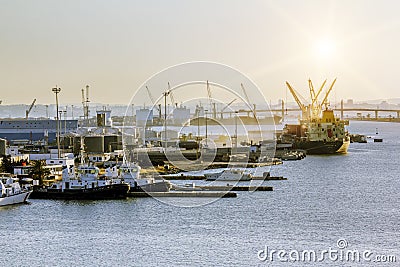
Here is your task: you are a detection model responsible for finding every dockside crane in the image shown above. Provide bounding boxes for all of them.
[220,98,237,119]
[146,85,162,124]
[309,79,327,119]
[240,83,256,118]
[286,78,337,120]
[25,98,37,119]
[206,80,217,119]
[320,78,337,109]
[285,81,309,119]
[167,82,177,108]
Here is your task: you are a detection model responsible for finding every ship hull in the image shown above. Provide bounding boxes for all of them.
[0,191,31,206]
[30,184,129,200]
[294,140,344,155]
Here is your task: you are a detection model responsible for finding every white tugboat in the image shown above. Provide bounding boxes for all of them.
[30,164,130,200]
[106,162,171,192]
[31,140,130,200]
[0,174,32,206]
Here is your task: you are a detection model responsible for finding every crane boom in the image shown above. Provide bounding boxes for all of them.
[240,83,256,118]
[206,80,217,118]
[285,82,306,111]
[221,98,237,112]
[167,82,176,107]
[25,98,36,119]
[320,78,337,108]
[145,86,156,106]
[308,79,316,100]
[311,79,327,106]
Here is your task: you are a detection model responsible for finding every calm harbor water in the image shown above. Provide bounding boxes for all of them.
[1,121,399,266]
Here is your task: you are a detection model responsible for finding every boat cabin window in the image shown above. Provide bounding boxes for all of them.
[120,167,138,174]
[78,169,98,174]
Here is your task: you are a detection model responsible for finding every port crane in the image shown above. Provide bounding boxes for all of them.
[206,80,217,119]
[146,85,162,124]
[25,98,36,119]
[285,78,337,120]
[309,79,327,119]
[285,81,309,119]
[240,83,256,118]
[220,98,237,119]
[167,82,178,108]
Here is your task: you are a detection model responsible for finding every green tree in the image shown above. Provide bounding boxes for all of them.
[29,160,51,185]
[0,155,14,173]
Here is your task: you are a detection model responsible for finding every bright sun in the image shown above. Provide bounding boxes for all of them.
[315,39,336,59]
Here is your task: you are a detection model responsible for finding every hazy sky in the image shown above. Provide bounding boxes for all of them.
[1,0,400,105]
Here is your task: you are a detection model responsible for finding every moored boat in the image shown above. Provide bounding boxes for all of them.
[106,163,171,192]
[0,174,32,206]
[30,164,130,200]
[205,169,252,181]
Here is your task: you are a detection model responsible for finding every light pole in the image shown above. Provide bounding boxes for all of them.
[52,86,61,158]
[163,90,170,150]
[205,109,208,147]
[235,111,238,149]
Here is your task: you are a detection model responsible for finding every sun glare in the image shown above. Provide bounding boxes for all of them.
[315,39,336,59]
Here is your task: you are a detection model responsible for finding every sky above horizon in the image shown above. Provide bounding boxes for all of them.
[1,0,400,106]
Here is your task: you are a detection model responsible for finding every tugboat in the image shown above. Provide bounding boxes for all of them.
[0,174,32,206]
[30,164,130,200]
[106,162,171,192]
[283,78,350,154]
[31,139,130,200]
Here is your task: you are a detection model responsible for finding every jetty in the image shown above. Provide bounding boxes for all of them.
[128,191,237,198]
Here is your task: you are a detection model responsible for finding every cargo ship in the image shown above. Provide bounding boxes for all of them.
[283,79,350,155]
[281,109,350,154]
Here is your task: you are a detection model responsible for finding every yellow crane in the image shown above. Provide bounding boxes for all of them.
[285,81,309,119]
[286,78,337,120]
[320,78,337,109]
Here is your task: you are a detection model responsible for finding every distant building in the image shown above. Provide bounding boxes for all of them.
[173,106,190,125]
[136,108,153,126]
[347,99,354,105]
[379,101,389,109]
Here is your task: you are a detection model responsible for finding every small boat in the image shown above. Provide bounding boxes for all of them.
[205,169,252,181]
[171,182,203,191]
[281,151,306,160]
[0,174,32,206]
[31,164,130,200]
[106,162,171,192]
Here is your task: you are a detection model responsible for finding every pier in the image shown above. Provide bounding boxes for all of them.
[162,174,286,180]
[128,191,237,198]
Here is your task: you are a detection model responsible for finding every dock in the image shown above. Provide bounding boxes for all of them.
[162,175,286,181]
[198,185,273,191]
[128,191,237,198]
